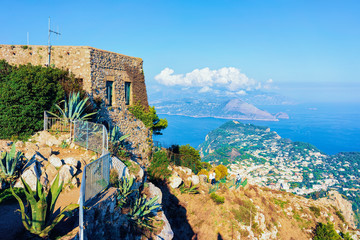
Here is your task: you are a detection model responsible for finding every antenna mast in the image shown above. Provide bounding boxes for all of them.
[48,17,61,67]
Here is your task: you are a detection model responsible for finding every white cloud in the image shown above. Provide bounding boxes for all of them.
[155,67,263,92]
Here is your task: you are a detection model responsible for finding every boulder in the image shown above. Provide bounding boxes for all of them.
[45,163,58,182]
[38,147,52,159]
[190,175,200,185]
[148,182,162,204]
[177,166,192,175]
[198,174,208,183]
[14,162,40,191]
[156,213,174,240]
[25,142,39,152]
[58,165,75,184]
[15,141,24,148]
[169,174,182,189]
[24,150,36,161]
[49,155,63,168]
[63,157,80,168]
[33,131,62,147]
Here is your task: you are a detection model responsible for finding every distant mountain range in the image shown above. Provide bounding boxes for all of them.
[152,98,289,121]
[150,90,293,121]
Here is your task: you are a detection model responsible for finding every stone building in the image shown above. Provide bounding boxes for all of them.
[0,44,151,161]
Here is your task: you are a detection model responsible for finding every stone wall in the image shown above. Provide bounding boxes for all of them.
[0,44,151,162]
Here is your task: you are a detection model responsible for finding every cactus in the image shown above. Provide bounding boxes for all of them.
[127,194,161,230]
[0,144,23,183]
[10,173,78,238]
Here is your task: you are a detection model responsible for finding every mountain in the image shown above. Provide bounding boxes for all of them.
[198,120,360,228]
[153,98,281,121]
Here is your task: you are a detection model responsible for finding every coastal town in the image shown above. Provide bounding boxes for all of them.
[199,121,360,220]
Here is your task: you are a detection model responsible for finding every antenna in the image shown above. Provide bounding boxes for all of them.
[48,17,61,66]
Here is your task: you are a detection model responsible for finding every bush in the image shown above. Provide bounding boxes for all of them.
[335,210,346,223]
[214,164,228,181]
[313,222,342,240]
[197,169,209,179]
[0,61,82,140]
[310,206,321,218]
[148,151,172,182]
[128,102,167,135]
[210,192,224,204]
[231,199,257,226]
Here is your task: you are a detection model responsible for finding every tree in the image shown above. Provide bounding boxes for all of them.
[128,102,167,135]
[313,222,342,240]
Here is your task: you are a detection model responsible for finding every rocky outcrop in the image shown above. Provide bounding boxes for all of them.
[317,190,356,228]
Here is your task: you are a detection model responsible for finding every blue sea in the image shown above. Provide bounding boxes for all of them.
[153,103,360,155]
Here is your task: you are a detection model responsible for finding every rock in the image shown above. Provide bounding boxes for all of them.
[58,165,75,184]
[190,175,200,185]
[33,131,61,147]
[156,213,174,240]
[15,141,24,148]
[14,162,40,191]
[169,175,182,189]
[71,177,79,187]
[33,152,48,164]
[64,157,80,168]
[49,155,63,168]
[137,166,144,181]
[45,163,58,182]
[198,174,208,183]
[40,173,49,186]
[148,182,162,204]
[24,150,36,161]
[177,166,192,175]
[25,142,39,152]
[38,147,52,159]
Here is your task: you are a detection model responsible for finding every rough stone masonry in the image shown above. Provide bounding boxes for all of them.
[0,44,151,162]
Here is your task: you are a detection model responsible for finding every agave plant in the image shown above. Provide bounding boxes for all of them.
[117,176,136,207]
[109,125,130,144]
[0,144,23,183]
[127,194,161,230]
[179,182,199,194]
[50,92,97,121]
[10,174,78,238]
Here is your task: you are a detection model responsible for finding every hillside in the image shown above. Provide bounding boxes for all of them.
[198,120,360,228]
[162,165,359,240]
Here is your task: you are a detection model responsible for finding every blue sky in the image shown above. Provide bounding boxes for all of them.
[1,0,360,103]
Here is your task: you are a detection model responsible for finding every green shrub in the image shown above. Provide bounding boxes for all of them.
[231,199,257,226]
[110,169,119,187]
[0,60,82,140]
[335,210,345,223]
[0,144,23,183]
[313,222,342,240]
[214,164,228,181]
[310,206,321,218]
[128,102,167,135]
[148,151,172,182]
[210,192,224,204]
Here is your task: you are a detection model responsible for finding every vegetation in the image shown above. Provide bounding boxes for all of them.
[335,210,346,223]
[117,176,136,208]
[231,199,257,226]
[0,187,25,204]
[148,151,172,182]
[313,222,343,240]
[210,192,224,204]
[179,182,199,194]
[214,164,228,181]
[128,102,168,135]
[309,206,321,218]
[127,194,161,230]
[11,174,78,238]
[0,60,82,139]
[110,169,119,187]
[50,92,97,122]
[0,144,23,183]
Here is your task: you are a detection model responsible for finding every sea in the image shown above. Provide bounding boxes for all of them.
[153,102,360,155]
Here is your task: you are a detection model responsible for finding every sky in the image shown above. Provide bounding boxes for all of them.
[1,0,360,103]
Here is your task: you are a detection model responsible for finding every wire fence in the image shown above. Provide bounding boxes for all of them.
[43,111,73,136]
[79,153,111,240]
[73,120,108,155]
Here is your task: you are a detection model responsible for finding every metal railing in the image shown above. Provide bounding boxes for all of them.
[44,111,73,136]
[79,153,111,240]
[73,120,108,155]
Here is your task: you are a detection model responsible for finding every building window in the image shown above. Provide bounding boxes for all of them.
[106,81,113,106]
[125,82,131,105]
